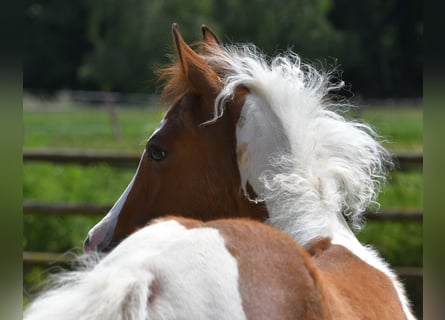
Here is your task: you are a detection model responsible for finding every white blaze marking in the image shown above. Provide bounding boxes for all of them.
[86,118,169,250]
[85,150,146,250]
[148,118,167,141]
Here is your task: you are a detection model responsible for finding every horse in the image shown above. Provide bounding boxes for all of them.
[25,216,406,319]
[83,24,415,319]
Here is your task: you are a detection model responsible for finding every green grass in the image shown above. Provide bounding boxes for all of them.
[23,162,135,252]
[23,103,423,309]
[23,104,422,247]
[357,222,422,266]
[24,163,135,205]
[24,107,164,151]
[360,107,423,152]
[378,171,422,209]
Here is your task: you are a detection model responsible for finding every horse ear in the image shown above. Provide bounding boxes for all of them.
[171,23,221,94]
[201,25,220,46]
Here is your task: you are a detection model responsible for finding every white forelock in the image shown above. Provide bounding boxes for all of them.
[24,220,246,320]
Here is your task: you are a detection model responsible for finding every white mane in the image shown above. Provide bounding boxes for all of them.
[206,44,414,319]
[208,44,391,240]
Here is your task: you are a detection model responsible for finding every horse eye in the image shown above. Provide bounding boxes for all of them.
[148,145,167,161]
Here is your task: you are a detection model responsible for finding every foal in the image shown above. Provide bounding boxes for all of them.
[25,217,404,319]
[82,24,415,319]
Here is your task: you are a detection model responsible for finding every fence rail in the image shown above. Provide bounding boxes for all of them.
[23,149,141,167]
[23,200,423,222]
[23,149,423,170]
[23,148,423,280]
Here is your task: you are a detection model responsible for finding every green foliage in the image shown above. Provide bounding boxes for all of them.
[213,0,343,58]
[79,0,346,92]
[24,0,90,90]
[23,105,422,313]
[24,215,97,253]
[24,107,164,151]
[23,105,422,254]
[24,0,422,98]
[79,0,219,92]
[358,222,422,267]
[378,171,422,208]
[328,0,422,98]
[23,162,136,253]
[23,163,135,205]
[360,107,423,152]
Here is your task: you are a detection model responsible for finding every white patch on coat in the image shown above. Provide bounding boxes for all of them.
[25,220,246,320]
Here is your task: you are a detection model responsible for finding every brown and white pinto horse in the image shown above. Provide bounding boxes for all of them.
[25,217,405,319]
[84,24,415,319]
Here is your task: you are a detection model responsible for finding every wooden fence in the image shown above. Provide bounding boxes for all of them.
[23,149,423,277]
[23,149,423,170]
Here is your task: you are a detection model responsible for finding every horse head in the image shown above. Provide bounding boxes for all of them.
[84,24,267,252]
[84,22,391,253]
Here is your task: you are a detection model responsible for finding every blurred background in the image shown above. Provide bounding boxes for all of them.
[24,0,421,98]
[23,0,422,317]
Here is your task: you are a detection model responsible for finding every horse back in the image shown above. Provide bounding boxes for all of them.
[308,239,406,319]
[205,219,332,320]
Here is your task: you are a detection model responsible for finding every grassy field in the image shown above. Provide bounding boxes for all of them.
[24,104,423,152]
[24,107,165,152]
[23,102,422,253]
[359,107,423,152]
[23,101,423,312]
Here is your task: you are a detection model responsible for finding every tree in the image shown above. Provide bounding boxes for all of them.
[79,0,219,93]
[24,0,421,99]
[24,0,90,91]
[212,0,344,60]
[328,0,422,98]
